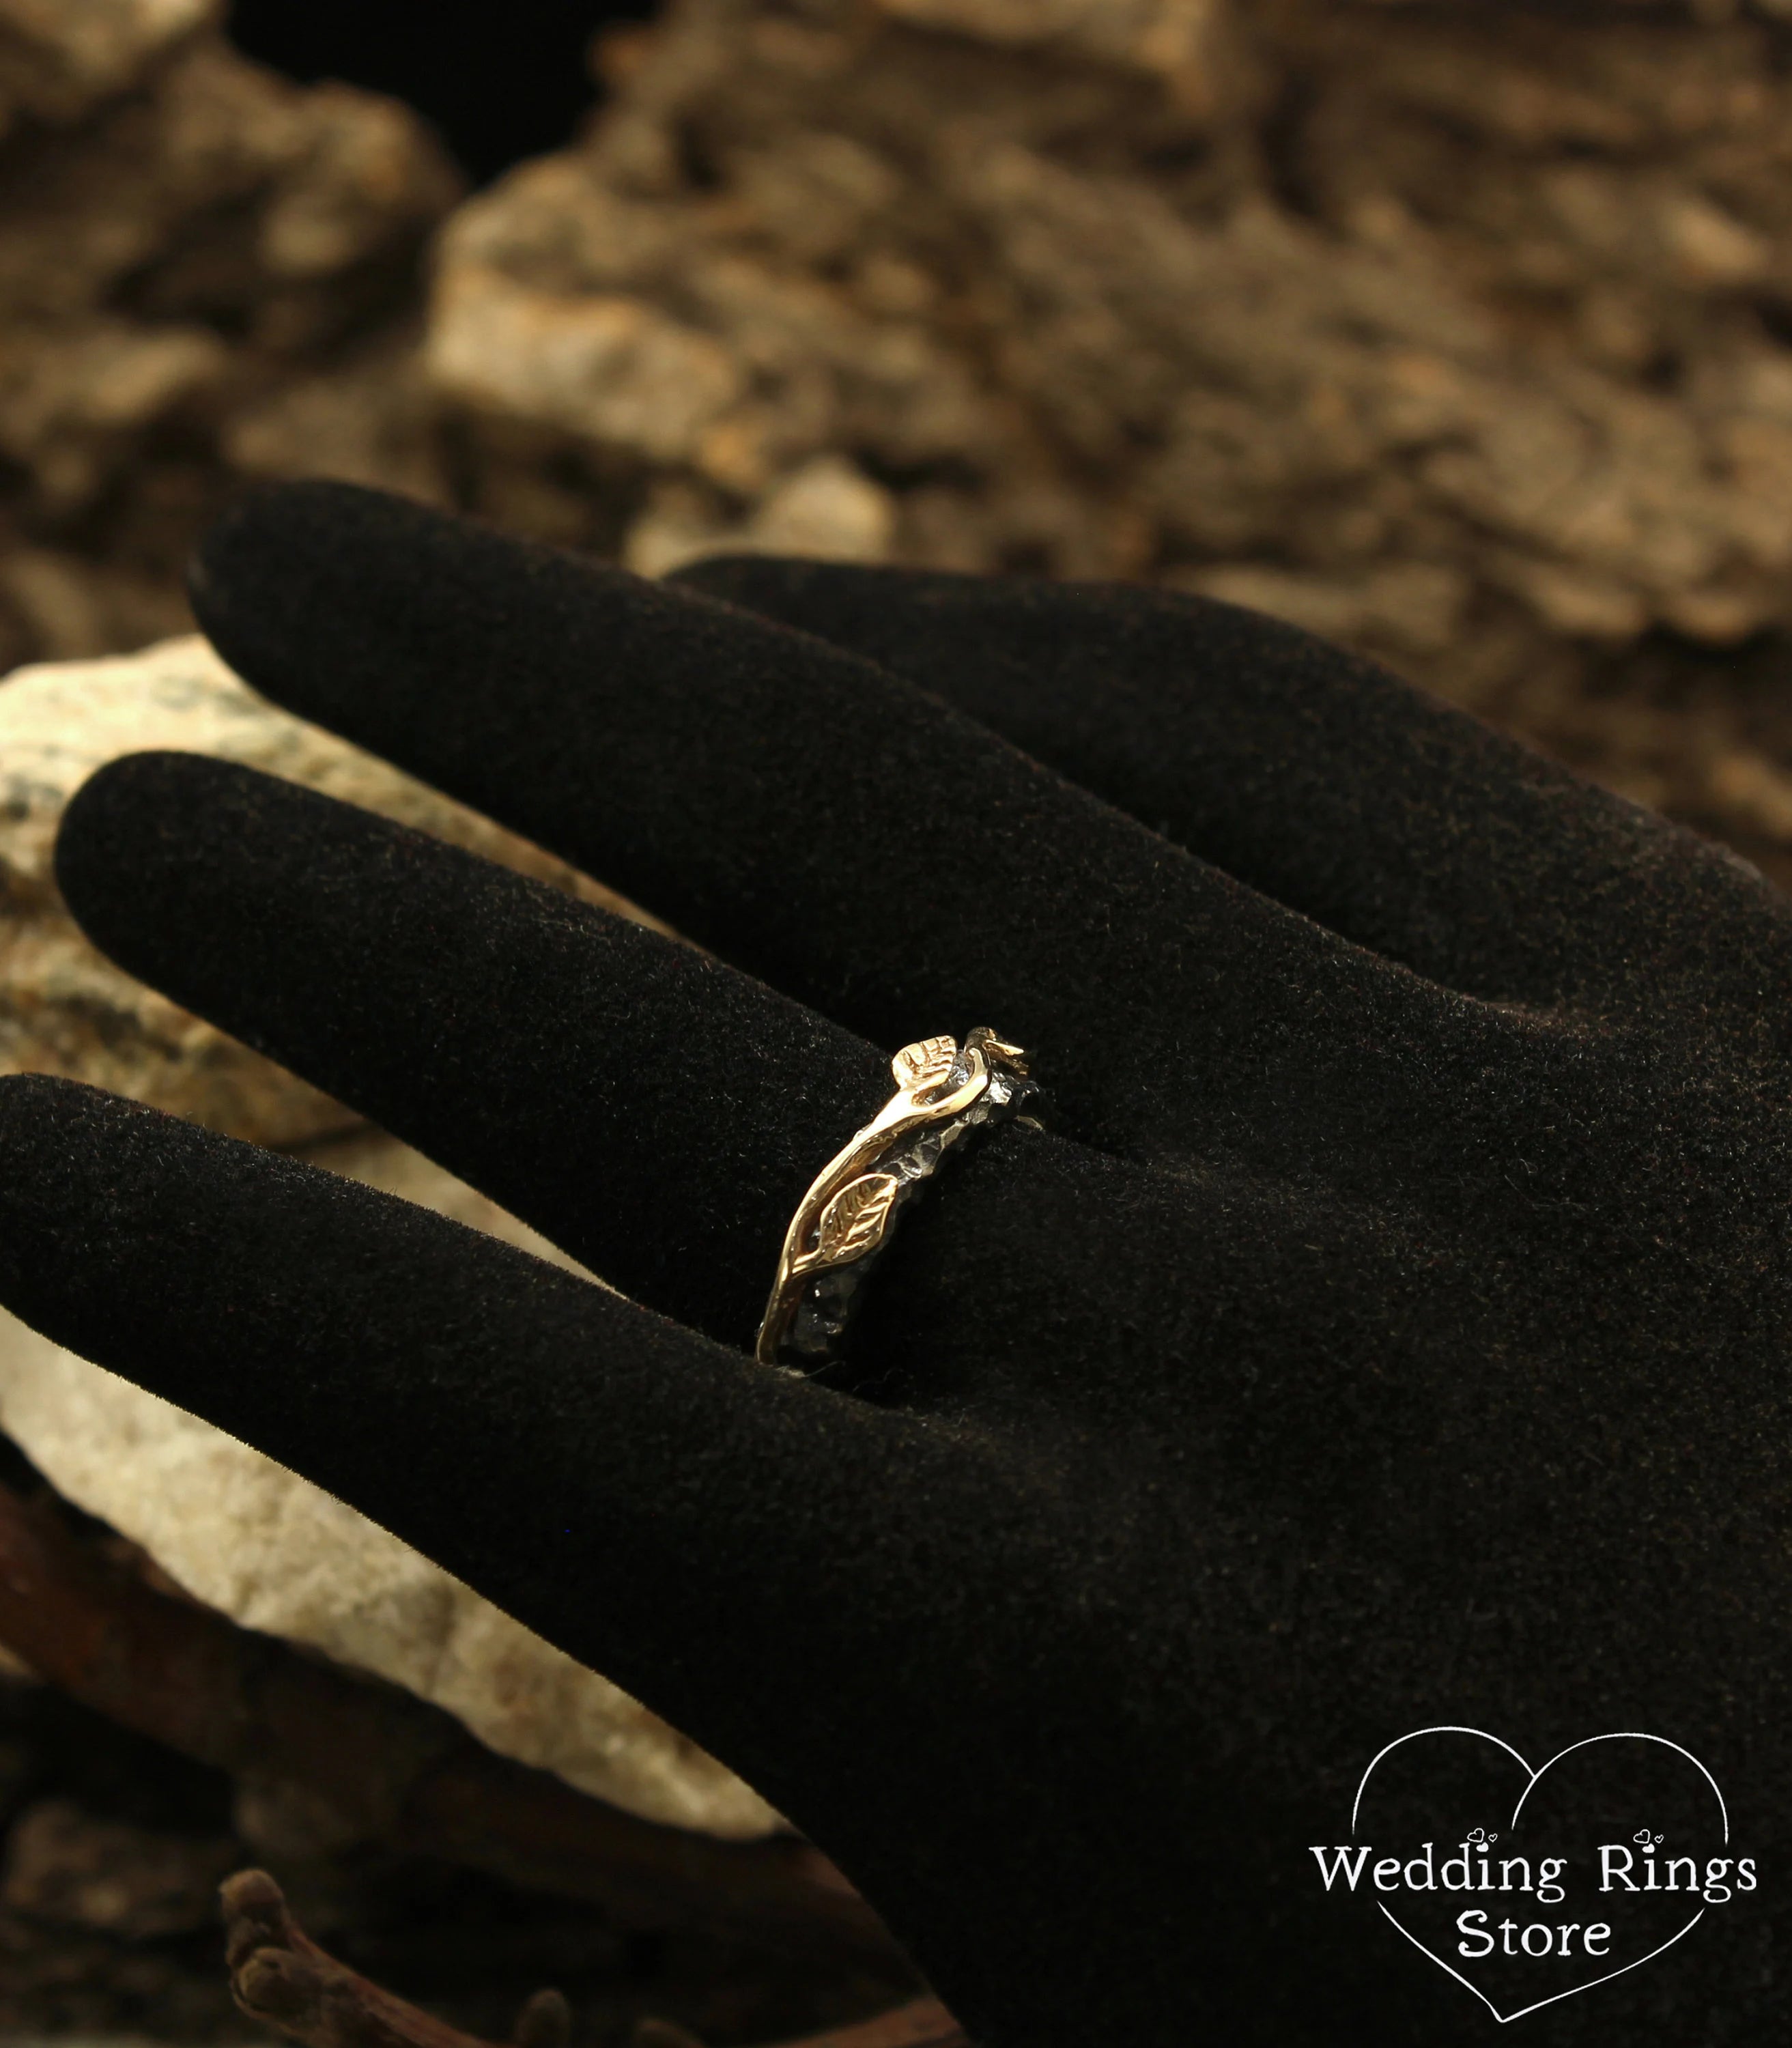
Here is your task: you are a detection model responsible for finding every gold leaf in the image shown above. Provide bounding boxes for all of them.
[813,1172,899,1266]
[979,1033,1027,1070]
[892,1035,956,1093]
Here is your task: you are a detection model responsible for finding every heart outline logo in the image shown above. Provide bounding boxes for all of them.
[1352,1726,1729,2024]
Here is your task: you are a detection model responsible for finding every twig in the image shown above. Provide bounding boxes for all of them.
[0,1481,907,1976]
[511,1991,572,2048]
[225,1868,507,2048]
[223,1872,967,2048]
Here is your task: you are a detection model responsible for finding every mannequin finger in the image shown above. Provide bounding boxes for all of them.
[66,754,1270,1412]
[57,753,1380,1424]
[670,556,1792,1023]
[183,482,1481,1150]
[56,751,890,1348]
[0,1073,1029,1834]
[58,753,1170,1384]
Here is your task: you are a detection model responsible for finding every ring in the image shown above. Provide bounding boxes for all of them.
[755,1027,1042,1371]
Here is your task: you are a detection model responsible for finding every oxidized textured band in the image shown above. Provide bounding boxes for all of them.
[756,1027,1042,1371]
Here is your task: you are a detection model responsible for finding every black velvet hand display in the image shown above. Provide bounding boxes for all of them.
[1,479,1789,2046]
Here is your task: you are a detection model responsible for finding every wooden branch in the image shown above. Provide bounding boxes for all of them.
[0,1480,909,1977]
[510,1991,572,2048]
[226,1869,506,2048]
[223,1871,967,2048]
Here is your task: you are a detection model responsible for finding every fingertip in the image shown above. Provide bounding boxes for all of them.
[0,1068,107,1150]
[187,481,473,717]
[53,752,274,976]
[188,479,430,612]
[0,1077,193,1338]
[0,1069,158,1153]
[59,744,228,836]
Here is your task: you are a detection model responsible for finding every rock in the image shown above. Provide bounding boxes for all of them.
[626,455,899,578]
[0,550,193,665]
[418,0,1792,887]
[0,634,653,1146]
[0,0,216,135]
[222,332,451,507]
[0,1800,238,1939]
[10,0,1792,883]
[428,244,748,468]
[0,16,460,673]
[0,1124,781,1840]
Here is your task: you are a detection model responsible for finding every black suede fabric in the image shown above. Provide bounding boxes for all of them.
[0,479,1789,2045]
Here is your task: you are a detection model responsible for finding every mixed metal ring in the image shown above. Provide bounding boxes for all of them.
[755,1027,1042,1372]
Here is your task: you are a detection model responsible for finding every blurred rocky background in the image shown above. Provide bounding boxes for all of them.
[8,0,1792,871]
[5,0,1792,2041]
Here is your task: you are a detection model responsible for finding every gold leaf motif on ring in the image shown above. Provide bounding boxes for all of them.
[804,1171,900,1270]
[892,1035,956,1094]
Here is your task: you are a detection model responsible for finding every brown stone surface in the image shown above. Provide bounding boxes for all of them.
[0,0,215,134]
[8,1,1792,887]
[1,1800,238,1941]
[0,0,459,671]
[427,0,1792,874]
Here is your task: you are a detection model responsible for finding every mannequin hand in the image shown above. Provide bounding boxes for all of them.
[1,481,1788,2047]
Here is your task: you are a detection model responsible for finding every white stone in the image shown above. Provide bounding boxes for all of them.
[0,633,656,1146]
[0,1126,780,1840]
[0,635,778,1839]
